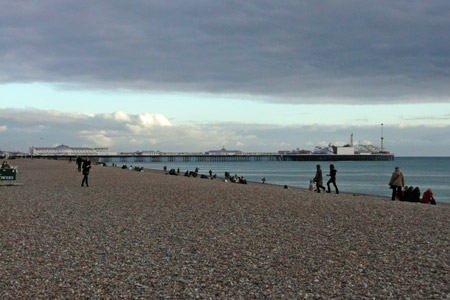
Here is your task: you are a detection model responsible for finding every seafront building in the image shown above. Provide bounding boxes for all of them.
[29,144,111,156]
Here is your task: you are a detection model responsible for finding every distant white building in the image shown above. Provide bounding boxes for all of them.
[30,144,110,156]
[335,146,355,155]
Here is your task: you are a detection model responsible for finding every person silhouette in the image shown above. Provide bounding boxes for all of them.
[76,156,82,172]
[326,164,339,194]
[81,158,91,187]
[389,166,405,201]
[314,165,326,193]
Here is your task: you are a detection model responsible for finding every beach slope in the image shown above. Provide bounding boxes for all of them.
[1,159,449,299]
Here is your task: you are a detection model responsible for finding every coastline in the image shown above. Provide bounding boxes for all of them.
[1,159,449,298]
[127,157,450,205]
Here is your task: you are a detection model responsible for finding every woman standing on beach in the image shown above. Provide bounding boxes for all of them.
[389,166,405,200]
[326,164,339,194]
[81,158,91,187]
[314,164,326,193]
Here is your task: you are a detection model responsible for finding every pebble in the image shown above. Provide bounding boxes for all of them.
[1,159,449,299]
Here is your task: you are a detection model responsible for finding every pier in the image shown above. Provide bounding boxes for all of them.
[22,144,394,163]
[96,153,394,164]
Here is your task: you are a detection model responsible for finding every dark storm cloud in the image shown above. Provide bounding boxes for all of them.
[1,0,450,103]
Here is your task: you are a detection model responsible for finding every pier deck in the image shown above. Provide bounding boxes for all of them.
[18,154,394,162]
[98,154,394,163]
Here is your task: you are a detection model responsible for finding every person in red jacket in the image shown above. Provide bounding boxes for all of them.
[421,188,436,205]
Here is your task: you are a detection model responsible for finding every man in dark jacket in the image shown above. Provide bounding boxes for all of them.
[326,164,339,194]
[76,156,83,172]
[81,158,91,187]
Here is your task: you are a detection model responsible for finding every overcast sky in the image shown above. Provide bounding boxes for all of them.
[1,1,449,156]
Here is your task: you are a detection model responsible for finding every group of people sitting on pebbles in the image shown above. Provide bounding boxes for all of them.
[389,166,437,205]
[162,166,218,179]
[169,167,245,183]
[229,174,247,184]
[119,164,144,172]
[222,171,246,184]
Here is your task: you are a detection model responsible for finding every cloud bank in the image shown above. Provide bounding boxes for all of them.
[1,1,450,103]
[1,108,449,156]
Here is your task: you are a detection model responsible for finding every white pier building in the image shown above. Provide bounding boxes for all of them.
[30,144,110,156]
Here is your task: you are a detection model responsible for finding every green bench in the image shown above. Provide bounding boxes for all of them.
[0,168,17,181]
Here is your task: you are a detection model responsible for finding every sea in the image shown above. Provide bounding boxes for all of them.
[105,157,450,204]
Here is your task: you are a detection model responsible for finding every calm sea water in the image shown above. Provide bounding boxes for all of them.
[105,157,450,204]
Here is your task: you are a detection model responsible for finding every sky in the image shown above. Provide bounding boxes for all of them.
[1,1,449,156]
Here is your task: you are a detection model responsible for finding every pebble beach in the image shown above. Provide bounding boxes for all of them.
[1,159,449,299]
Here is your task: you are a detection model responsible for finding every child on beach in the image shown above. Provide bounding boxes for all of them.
[308,178,316,191]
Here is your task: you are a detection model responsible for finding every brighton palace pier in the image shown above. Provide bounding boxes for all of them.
[27,145,394,162]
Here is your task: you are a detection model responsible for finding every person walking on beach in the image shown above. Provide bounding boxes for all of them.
[76,156,82,172]
[389,166,404,201]
[326,164,339,194]
[81,158,91,187]
[314,164,326,193]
